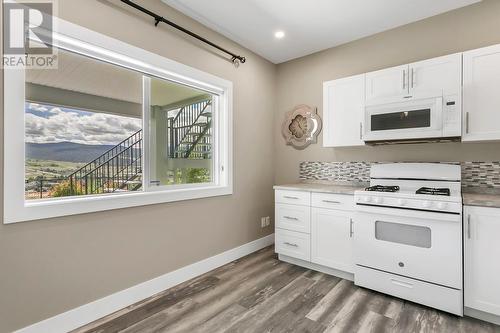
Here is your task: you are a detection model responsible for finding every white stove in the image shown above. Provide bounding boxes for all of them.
[353,163,463,315]
[355,163,462,214]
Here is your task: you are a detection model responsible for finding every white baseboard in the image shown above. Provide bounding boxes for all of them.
[278,254,354,282]
[15,234,275,333]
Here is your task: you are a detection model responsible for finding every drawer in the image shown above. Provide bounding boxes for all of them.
[312,192,354,211]
[355,265,463,315]
[275,228,311,262]
[275,190,310,206]
[276,203,311,233]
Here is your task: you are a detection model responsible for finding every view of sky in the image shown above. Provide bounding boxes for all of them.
[25,102,142,145]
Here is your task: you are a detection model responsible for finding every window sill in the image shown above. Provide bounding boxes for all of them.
[5,185,232,224]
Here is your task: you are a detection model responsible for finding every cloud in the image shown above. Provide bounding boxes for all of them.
[28,103,48,112]
[25,105,142,145]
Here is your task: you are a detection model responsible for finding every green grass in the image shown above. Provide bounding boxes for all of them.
[25,159,85,181]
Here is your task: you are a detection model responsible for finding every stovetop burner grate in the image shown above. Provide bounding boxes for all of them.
[416,187,451,196]
[365,185,400,193]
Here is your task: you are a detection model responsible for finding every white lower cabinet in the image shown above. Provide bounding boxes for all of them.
[275,228,311,261]
[311,207,353,273]
[274,189,354,276]
[464,205,500,317]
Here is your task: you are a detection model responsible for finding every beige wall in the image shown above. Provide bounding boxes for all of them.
[4,0,500,331]
[275,0,500,184]
[0,1,276,332]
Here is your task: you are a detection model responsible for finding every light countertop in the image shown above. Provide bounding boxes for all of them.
[463,192,500,209]
[273,183,365,195]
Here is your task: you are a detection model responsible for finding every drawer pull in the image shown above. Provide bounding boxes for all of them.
[390,278,414,289]
[322,200,341,204]
[283,216,299,221]
[284,242,299,247]
[283,196,299,200]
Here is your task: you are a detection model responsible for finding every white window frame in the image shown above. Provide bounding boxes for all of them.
[3,17,233,224]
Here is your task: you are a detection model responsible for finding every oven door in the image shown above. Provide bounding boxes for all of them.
[353,205,462,289]
[364,97,443,142]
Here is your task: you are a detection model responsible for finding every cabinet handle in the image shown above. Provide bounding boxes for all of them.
[349,218,354,238]
[402,69,406,90]
[284,196,299,200]
[284,242,298,247]
[411,68,416,88]
[323,200,341,204]
[465,112,470,134]
[283,216,299,221]
[359,122,363,140]
[467,214,471,239]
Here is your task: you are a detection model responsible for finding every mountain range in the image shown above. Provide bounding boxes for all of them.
[26,142,115,163]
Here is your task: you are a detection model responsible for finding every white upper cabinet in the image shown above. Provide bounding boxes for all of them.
[365,64,409,105]
[408,53,462,98]
[463,44,500,142]
[323,74,365,147]
[464,206,500,316]
[366,55,462,106]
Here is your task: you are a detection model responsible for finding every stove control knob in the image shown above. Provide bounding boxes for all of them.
[398,199,407,206]
[363,196,372,203]
[422,201,432,208]
[437,202,448,210]
[374,197,383,204]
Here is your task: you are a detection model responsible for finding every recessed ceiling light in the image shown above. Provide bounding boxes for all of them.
[274,31,285,39]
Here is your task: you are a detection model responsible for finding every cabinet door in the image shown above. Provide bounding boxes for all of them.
[365,64,409,105]
[323,75,365,147]
[463,44,500,141]
[311,207,353,273]
[464,206,500,316]
[409,53,462,98]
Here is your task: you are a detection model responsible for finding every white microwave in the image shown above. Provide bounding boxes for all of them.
[363,95,461,143]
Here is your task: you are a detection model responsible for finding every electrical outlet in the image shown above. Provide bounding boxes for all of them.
[260,217,266,228]
[265,216,271,227]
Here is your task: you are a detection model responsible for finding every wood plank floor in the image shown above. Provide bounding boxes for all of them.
[73,246,500,333]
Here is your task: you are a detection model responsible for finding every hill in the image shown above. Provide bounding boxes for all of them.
[26,142,115,163]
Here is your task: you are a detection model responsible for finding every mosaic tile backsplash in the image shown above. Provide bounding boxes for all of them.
[300,161,500,189]
[462,162,500,189]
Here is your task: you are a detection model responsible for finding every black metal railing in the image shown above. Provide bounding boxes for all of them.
[168,98,212,159]
[67,130,143,195]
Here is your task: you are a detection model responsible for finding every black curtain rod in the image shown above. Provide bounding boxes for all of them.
[120,0,246,66]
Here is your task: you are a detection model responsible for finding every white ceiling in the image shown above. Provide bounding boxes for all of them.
[162,0,481,64]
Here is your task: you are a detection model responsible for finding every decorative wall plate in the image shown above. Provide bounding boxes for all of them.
[281,104,322,149]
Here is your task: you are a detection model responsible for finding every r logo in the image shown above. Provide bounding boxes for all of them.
[3,2,53,55]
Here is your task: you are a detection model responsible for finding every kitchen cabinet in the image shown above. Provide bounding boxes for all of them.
[464,206,500,317]
[463,44,500,141]
[408,53,462,98]
[365,64,409,105]
[365,54,461,105]
[311,207,353,273]
[275,190,311,261]
[323,74,365,147]
[274,188,355,276]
